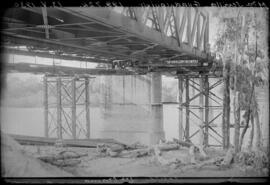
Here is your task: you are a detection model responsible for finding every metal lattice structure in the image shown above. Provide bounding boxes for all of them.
[178,75,224,147]
[43,75,94,139]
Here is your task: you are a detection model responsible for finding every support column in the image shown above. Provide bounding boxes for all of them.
[85,77,90,139]
[149,72,165,144]
[185,77,190,142]
[199,78,204,146]
[43,75,49,138]
[204,75,209,146]
[71,77,76,139]
[178,75,183,141]
[56,76,62,139]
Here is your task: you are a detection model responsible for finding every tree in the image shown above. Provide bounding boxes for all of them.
[213,8,268,152]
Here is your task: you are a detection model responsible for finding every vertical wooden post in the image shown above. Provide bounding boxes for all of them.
[56,76,62,139]
[43,75,49,138]
[85,77,90,139]
[178,75,183,141]
[71,77,76,139]
[204,75,209,146]
[199,78,204,146]
[185,77,190,141]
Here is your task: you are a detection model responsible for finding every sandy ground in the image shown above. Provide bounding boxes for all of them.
[19,145,268,178]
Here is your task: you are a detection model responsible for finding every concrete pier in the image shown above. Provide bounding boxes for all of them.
[100,73,165,145]
[149,72,165,144]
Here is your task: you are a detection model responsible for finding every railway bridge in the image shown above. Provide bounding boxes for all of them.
[1,7,225,146]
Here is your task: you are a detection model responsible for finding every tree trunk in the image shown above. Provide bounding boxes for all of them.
[254,108,262,150]
[248,114,254,150]
[222,60,231,149]
[234,91,241,153]
[239,83,255,150]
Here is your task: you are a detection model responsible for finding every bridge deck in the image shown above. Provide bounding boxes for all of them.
[2,7,219,76]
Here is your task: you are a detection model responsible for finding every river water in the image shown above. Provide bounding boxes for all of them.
[1,104,251,147]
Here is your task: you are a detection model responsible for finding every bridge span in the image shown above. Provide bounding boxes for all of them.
[1,7,224,146]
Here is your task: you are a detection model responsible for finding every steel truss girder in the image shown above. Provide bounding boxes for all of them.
[122,7,209,52]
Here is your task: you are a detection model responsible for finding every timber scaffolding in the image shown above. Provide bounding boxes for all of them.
[1,7,230,148]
